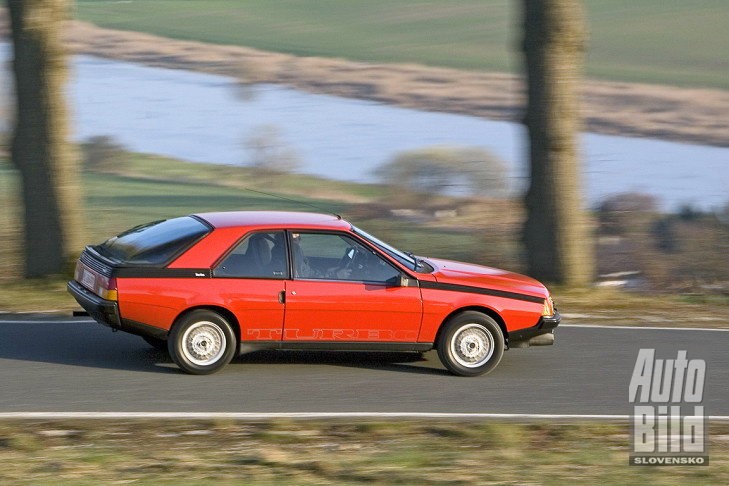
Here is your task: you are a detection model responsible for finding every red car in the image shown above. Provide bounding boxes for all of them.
[68,211,559,376]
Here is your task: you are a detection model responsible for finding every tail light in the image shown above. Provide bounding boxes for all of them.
[75,255,118,301]
[73,260,84,283]
[98,275,118,301]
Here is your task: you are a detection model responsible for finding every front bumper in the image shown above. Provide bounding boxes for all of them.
[67,280,121,329]
[507,311,560,347]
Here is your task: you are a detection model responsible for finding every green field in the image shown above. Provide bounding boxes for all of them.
[75,0,729,89]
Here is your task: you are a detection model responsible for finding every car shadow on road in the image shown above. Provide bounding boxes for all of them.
[233,349,452,376]
[0,322,178,374]
[0,322,450,375]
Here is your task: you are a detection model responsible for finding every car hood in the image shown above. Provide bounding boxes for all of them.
[425,257,548,299]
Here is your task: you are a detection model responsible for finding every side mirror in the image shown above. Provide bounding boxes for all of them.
[399,275,419,287]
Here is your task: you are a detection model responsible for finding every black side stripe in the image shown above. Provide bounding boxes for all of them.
[419,281,544,304]
[115,268,210,278]
[111,268,543,303]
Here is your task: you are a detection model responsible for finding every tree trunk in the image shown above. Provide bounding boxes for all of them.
[521,0,593,286]
[7,0,82,277]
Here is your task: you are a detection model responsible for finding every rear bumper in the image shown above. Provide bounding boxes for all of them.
[508,311,560,347]
[67,280,121,329]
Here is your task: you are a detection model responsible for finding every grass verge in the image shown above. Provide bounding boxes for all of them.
[553,288,729,328]
[0,419,726,484]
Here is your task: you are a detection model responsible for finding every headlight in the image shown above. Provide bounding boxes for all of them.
[542,296,555,317]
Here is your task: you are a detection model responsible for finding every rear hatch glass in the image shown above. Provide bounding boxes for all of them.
[93,216,210,265]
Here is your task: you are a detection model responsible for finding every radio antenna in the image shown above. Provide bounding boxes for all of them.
[242,186,342,219]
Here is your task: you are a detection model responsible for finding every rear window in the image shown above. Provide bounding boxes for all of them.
[94,216,210,265]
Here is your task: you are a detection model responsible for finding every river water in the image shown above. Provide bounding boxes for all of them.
[1,45,727,211]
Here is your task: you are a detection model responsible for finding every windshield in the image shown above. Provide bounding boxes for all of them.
[94,216,210,265]
[352,226,432,273]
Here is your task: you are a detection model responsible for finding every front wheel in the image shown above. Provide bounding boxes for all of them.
[437,312,504,377]
[168,310,236,375]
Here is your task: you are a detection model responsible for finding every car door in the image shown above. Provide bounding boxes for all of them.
[283,231,423,342]
[211,230,288,341]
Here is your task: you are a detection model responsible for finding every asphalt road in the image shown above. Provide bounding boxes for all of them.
[0,317,726,415]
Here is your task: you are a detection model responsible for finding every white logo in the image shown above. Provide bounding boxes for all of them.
[629,349,707,465]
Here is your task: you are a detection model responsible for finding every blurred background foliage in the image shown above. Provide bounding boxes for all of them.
[80,135,127,172]
[4,137,728,297]
[374,146,508,201]
[243,124,302,173]
[0,1,727,307]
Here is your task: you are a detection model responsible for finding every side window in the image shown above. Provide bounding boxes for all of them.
[214,231,287,279]
[292,232,400,284]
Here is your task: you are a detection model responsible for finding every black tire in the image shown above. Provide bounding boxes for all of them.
[168,310,236,375]
[142,335,168,351]
[436,311,505,377]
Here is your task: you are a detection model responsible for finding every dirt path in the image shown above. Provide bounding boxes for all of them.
[1,12,727,147]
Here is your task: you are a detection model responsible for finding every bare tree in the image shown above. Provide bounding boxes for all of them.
[81,135,127,172]
[7,0,82,277]
[521,0,593,285]
[0,67,10,140]
[244,124,301,173]
[0,56,11,155]
[375,146,507,198]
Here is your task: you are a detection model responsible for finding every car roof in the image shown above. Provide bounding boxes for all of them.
[194,211,351,231]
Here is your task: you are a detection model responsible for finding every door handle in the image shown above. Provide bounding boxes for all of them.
[278,290,286,304]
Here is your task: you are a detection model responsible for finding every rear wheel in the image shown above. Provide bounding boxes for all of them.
[168,310,236,375]
[437,311,504,377]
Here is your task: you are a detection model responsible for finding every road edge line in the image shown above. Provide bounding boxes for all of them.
[559,324,729,332]
[1,412,729,421]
